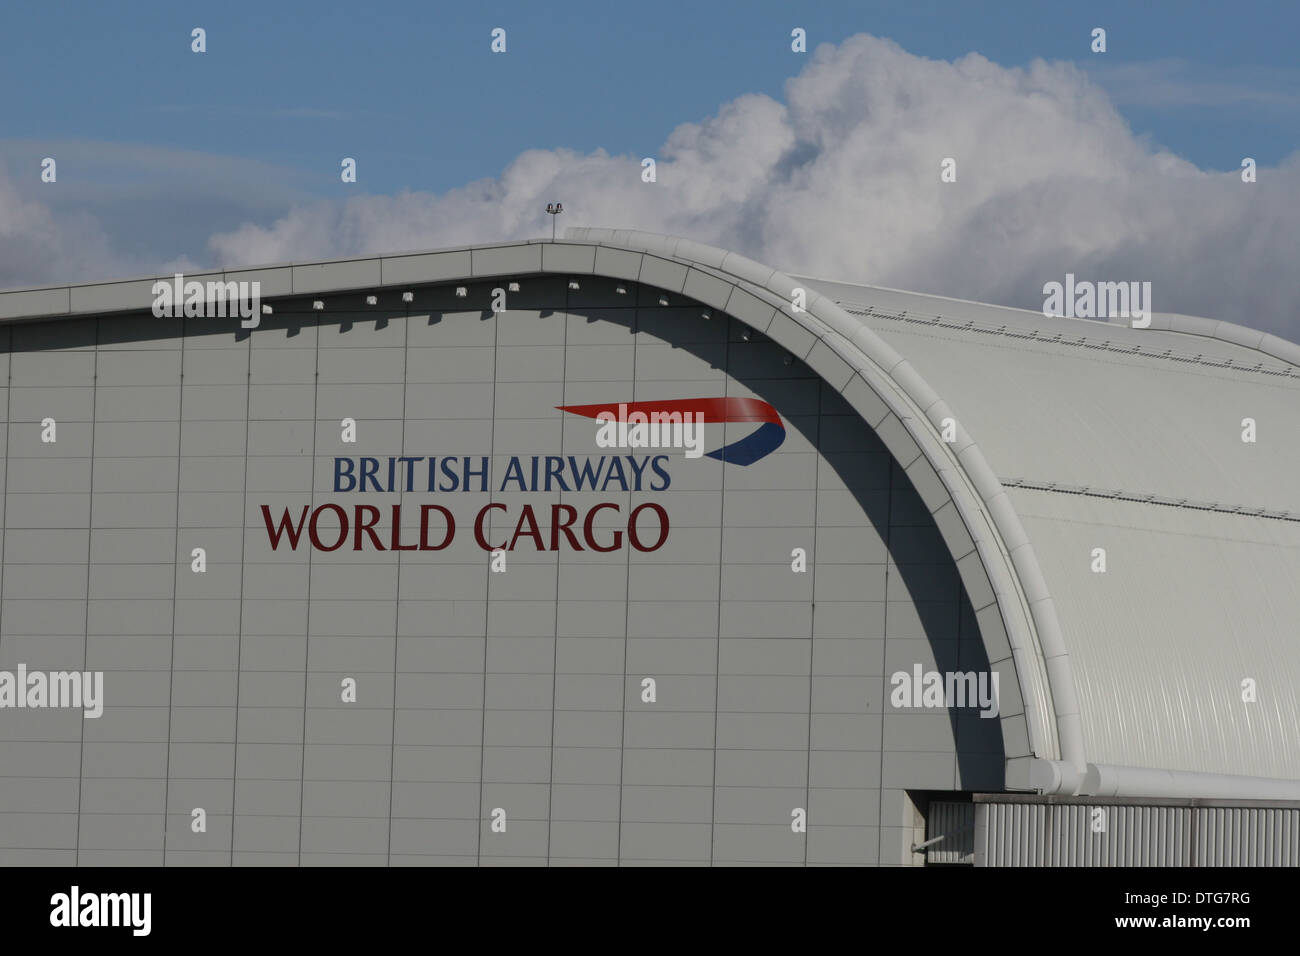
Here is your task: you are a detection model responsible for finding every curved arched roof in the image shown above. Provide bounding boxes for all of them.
[793,271,1300,795]
[2,227,1298,800]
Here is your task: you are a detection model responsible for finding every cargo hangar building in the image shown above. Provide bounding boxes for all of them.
[0,227,1298,867]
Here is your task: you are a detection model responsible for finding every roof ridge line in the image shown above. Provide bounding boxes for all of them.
[1004,477,1300,524]
[842,305,1300,381]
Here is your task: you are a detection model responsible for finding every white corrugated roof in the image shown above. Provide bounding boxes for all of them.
[801,273,1300,780]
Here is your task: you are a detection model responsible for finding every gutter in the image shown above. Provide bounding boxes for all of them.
[1011,757,1300,801]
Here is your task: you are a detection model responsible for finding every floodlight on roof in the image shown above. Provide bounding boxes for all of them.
[545,202,564,240]
[402,291,414,303]
[365,295,377,306]
[312,300,324,311]
[455,287,468,298]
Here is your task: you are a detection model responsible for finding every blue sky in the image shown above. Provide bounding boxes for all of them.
[5,0,1297,193]
[2,1,1298,337]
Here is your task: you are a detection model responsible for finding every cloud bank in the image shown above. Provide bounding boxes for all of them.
[0,167,128,289]
[8,35,1300,338]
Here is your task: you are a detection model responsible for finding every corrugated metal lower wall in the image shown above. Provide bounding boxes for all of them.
[1195,806,1300,866]
[967,797,1300,866]
[925,802,976,863]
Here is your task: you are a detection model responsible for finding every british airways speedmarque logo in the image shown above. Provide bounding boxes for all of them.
[557,397,786,466]
[258,397,787,556]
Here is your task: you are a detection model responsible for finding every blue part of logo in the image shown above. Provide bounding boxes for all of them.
[704,421,787,466]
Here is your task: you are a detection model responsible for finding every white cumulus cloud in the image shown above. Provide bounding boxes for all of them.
[207,36,1300,339]
[0,166,127,289]
[6,35,1299,340]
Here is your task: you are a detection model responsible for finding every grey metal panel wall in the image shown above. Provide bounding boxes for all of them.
[0,275,1001,866]
[976,801,1300,866]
